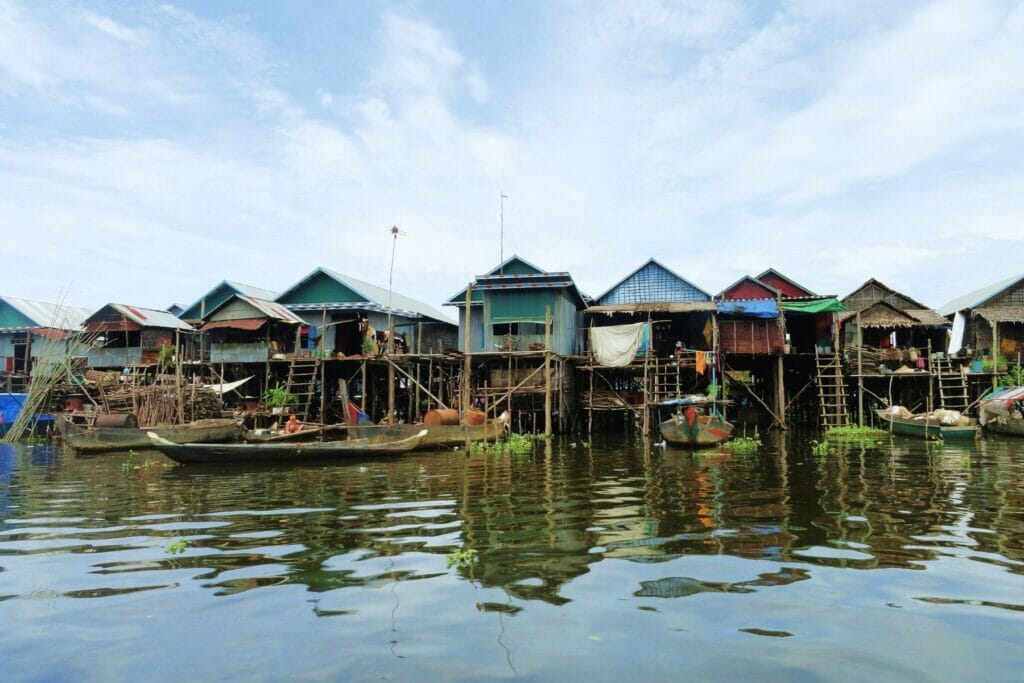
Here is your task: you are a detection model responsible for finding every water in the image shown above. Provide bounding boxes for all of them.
[1,434,1022,682]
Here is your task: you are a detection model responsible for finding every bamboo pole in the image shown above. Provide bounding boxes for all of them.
[384,356,449,409]
[857,312,864,426]
[462,284,472,416]
[175,329,184,424]
[774,354,785,428]
[360,359,367,411]
[544,306,552,436]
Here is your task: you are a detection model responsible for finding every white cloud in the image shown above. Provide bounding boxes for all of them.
[1,0,1022,315]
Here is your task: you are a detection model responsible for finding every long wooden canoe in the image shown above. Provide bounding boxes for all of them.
[875,409,978,441]
[59,416,241,454]
[347,416,508,450]
[146,429,427,464]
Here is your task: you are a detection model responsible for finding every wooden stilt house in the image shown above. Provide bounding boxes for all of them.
[582,258,714,434]
[199,294,305,363]
[0,296,90,391]
[938,273,1024,365]
[83,304,194,369]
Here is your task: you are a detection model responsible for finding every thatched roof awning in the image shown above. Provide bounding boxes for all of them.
[976,305,1024,323]
[837,301,920,328]
[587,302,715,314]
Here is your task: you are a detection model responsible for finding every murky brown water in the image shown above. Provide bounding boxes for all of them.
[1,432,1022,681]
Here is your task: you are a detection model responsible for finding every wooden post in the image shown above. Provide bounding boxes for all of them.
[991,319,999,391]
[462,284,472,416]
[387,357,395,424]
[320,357,327,427]
[544,306,552,436]
[174,329,184,424]
[360,359,367,411]
[926,339,933,413]
[414,360,421,421]
[856,312,864,426]
[774,354,785,427]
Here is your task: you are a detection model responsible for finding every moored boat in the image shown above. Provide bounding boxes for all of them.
[146,429,427,464]
[658,397,734,448]
[978,387,1024,437]
[875,408,978,441]
[59,415,241,453]
[344,402,509,449]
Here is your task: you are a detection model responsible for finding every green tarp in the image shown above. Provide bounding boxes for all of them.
[780,298,844,314]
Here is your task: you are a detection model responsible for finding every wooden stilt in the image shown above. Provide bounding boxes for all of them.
[544,306,552,436]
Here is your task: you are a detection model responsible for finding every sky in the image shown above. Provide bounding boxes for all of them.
[1,0,1023,319]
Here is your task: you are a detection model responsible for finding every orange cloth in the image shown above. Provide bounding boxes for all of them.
[695,351,707,375]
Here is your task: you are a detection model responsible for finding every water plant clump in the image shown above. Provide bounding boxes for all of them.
[724,436,761,453]
[446,547,478,568]
[470,432,537,455]
[166,539,189,554]
[824,425,888,448]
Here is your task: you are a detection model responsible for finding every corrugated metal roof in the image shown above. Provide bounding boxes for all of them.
[0,296,91,331]
[587,302,716,314]
[229,281,280,301]
[91,303,193,331]
[280,267,455,325]
[594,258,712,305]
[937,274,1024,316]
[235,296,304,323]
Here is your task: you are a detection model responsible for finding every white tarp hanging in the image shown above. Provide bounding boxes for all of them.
[590,323,645,367]
[948,311,966,355]
[203,376,253,395]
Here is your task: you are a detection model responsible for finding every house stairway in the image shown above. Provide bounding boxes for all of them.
[285,357,320,421]
[930,356,969,412]
[815,350,850,429]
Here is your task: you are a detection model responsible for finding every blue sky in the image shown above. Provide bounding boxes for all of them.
[2,0,1023,316]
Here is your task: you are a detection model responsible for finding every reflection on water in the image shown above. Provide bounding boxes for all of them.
[1,433,1022,681]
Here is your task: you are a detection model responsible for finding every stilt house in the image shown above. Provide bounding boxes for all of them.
[838,279,948,355]
[275,267,457,357]
[199,294,305,363]
[0,296,90,389]
[83,304,194,368]
[445,256,586,356]
[938,273,1024,362]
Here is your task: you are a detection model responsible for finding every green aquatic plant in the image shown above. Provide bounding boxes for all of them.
[446,547,478,568]
[470,432,536,455]
[724,436,761,453]
[823,425,887,449]
[167,539,189,554]
[810,440,829,457]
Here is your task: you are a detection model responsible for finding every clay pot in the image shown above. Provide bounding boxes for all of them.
[423,408,460,426]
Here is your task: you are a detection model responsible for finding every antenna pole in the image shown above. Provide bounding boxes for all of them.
[499,191,508,275]
[387,225,400,355]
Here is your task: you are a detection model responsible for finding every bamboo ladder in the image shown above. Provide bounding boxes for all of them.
[929,355,969,412]
[814,348,850,428]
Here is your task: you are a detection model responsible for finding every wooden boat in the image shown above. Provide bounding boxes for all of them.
[344,402,509,450]
[146,429,427,464]
[978,387,1024,437]
[875,408,978,441]
[58,415,241,453]
[243,424,348,443]
[658,406,734,448]
[347,418,507,450]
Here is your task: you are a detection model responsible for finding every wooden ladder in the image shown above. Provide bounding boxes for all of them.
[815,349,850,428]
[285,357,320,421]
[930,355,969,412]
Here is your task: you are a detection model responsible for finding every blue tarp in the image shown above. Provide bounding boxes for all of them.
[715,300,779,318]
[0,393,26,435]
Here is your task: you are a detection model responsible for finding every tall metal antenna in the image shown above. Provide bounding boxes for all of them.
[499,191,508,275]
[387,225,405,354]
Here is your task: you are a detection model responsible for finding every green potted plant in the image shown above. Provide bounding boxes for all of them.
[262,384,297,414]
